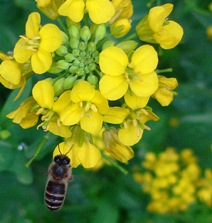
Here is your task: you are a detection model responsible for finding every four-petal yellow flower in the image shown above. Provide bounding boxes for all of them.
[14,12,62,74]
[99,45,158,100]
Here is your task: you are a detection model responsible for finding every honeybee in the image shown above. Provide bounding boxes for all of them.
[44,146,73,211]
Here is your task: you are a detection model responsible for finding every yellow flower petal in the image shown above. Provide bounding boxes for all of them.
[48,120,72,138]
[99,46,128,76]
[153,21,184,49]
[71,81,95,102]
[148,3,173,33]
[99,75,128,100]
[53,90,72,114]
[58,0,85,22]
[60,104,83,125]
[0,60,21,85]
[39,24,62,52]
[118,122,143,146]
[32,79,54,109]
[77,142,101,168]
[80,111,103,134]
[14,38,33,63]
[91,91,109,114]
[130,72,158,97]
[103,107,129,124]
[86,0,115,24]
[131,45,158,74]
[26,12,41,38]
[31,48,52,74]
[124,91,150,109]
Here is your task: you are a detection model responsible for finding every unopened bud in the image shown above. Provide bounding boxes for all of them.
[110,19,131,38]
[55,45,68,56]
[64,53,75,62]
[87,74,98,86]
[80,26,91,42]
[102,40,115,50]
[68,23,80,39]
[116,40,138,54]
[57,60,70,70]
[70,37,79,49]
[94,24,106,42]
[53,78,65,96]
[63,75,77,90]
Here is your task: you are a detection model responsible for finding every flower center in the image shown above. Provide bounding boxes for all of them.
[20,35,40,52]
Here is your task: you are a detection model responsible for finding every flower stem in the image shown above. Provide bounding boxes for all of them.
[101,152,128,175]
[25,132,51,167]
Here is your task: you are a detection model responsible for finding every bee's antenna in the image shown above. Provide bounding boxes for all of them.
[65,145,74,156]
[58,144,62,155]
[57,144,73,156]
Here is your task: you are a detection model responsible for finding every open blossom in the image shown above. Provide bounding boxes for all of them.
[31,79,72,138]
[14,12,62,74]
[136,3,183,49]
[99,45,158,100]
[60,81,109,135]
[58,0,115,24]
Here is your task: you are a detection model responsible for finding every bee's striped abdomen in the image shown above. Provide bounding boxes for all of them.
[45,180,66,211]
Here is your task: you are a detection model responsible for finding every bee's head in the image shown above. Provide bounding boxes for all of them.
[54,155,70,166]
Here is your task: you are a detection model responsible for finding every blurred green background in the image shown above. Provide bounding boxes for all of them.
[0,0,211,222]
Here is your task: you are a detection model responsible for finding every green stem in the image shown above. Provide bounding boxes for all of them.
[101,152,128,175]
[156,67,173,74]
[124,32,137,41]
[25,133,51,167]
[57,17,68,33]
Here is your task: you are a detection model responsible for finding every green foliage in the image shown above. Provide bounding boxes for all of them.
[0,0,211,222]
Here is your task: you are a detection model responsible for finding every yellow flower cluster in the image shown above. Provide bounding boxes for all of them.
[134,148,212,214]
[0,1,183,168]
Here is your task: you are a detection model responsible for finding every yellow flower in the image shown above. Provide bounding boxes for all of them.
[153,76,178,106]
[7,97,39,128]
[117,107,159,146]
[99,45,158,100]
[14,12,62,74]
[36,0,64,20]
[60,81,109,134]
[103,127,134,163]
[53,127,101,168]
[32,79,72,137]
[0,60,22,86]
[110,0,133,22]
[58,0,115,24]
[136,3,183,49]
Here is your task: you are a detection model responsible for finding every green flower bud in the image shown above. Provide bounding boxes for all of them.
[72,49,80,57]
[61,31,69,45]
[63,75,77,90]
[87,42,96,52]
[55,45,68,56]
[116,40,138,54]
[48,62,63,74]
[70,37,79,49]
[76,69,84,76]
[53,78,65,96]
[79,42,87,51]
[69,65,78,73]
[65,53,75,62]
[80,26,91,42]
[73,59,80,66]
[94,24,106,41]
[57,60,70,70]
[68,23,80,39]
[102,40,115,50]
[87,74,98,86]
